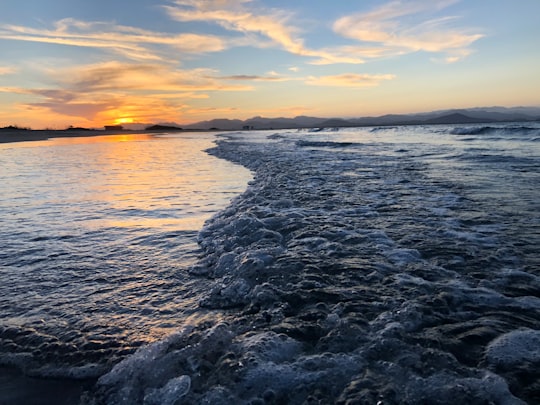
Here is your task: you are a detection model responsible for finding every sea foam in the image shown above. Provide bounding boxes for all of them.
[88,127,538,403]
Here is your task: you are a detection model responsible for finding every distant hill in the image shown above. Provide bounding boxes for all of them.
[182,118,245,131]
[145,124,183,131]
[177,106,540,131]
[64,126,92,131]
[0,125,30,131]
[318,118,355,127]
[423,113,487,125]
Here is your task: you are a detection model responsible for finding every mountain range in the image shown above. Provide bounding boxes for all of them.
[132,106,540,131]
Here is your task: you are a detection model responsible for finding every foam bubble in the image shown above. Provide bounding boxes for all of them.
[143,375,191,405]
[485,329,540,369]
[85,127,539,404]
[404,371,526,405]
[239,331,302,363]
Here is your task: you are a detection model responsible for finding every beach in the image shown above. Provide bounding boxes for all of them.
[91,126,539,404]
[0,129,165,144]
[2,0,539,401]
[1,125,538,404]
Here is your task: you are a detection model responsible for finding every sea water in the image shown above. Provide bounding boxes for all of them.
[1,124,539,404]
[0,132,252,402]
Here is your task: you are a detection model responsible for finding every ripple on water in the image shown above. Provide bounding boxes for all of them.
[0,133,252,378]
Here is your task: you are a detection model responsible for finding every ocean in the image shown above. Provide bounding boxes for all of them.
[0,124,539,404]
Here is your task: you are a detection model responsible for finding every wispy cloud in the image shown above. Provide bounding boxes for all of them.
[333,0,483,63]
[50,61,251,92]
[0,18,226,61]
[165,1,304,52]
[209,74,290,82]
[0,0,493,128]
[165,0,365,65]
[305,73,396,88]
[184,105,239,116]
[0,66,16,75]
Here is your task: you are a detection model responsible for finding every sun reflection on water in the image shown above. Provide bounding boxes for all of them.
[36,132,252,232]
[0,131,252,347]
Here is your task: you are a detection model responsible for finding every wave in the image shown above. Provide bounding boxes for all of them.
[456,152,540,170]
[86,132,539,404]
[296,140,358,148]
[450,125,540,136]
[306,127,341,133]
[370,126,399,132]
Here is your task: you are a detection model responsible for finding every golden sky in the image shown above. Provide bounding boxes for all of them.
[0,0,539,128]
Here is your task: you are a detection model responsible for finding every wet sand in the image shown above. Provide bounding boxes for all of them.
[0,366,95,405]
[0,129,149,144]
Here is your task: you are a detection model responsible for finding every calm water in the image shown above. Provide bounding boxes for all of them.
[0,132,252,379]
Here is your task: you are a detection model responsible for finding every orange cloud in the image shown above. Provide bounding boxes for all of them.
[305,73,396,88]
[0,66,16,75]
[0,59,256,127]
[210,74,290,82]
[50,61,252,93]
[333,0,483,63]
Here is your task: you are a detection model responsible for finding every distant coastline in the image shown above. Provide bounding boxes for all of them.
[2,106,539,144]
[177,107,540,131]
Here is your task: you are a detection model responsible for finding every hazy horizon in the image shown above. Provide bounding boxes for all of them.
[2,104,539,132]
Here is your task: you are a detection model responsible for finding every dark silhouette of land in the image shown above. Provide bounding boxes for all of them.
[145,124,183,131]
[1,106,539,143]
[181,106,540,130]
[0,127,131,144]
[0,124,185,144]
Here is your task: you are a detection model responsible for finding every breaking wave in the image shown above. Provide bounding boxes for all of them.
[450,125,540,136]
[88,127,539,404]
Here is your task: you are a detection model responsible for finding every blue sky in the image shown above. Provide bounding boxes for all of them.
[0,0,539,128]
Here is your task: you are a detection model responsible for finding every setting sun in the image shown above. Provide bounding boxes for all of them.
[114,117,134,125]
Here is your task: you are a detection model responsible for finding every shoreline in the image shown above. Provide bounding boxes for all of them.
[0,366,94,405]
[0,128,209,144]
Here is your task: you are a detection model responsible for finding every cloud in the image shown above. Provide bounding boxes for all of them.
[0,59,255,124]
[28,101,113,120]
[165,1,306,54]
[0,66,16,75]
[0,5,367,66]
[0,18,226,61]
[15,88,191,124]
[333,0,483,62]
[305,73,396,88]
[165,1,365,65]
[209,74,290,82]
[185,106,239,116]
[48,61,251,93]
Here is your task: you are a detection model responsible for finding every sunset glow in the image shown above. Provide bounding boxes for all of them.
[0,0,539,129]
[114,117,135,125]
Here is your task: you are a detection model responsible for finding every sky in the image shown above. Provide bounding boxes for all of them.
[0,0,539,129]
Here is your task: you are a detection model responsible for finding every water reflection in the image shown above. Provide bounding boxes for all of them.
[3,132,251,232]
[0,132,252,357]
